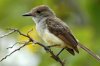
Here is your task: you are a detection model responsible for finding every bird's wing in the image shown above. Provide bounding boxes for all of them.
[46,17,79,52]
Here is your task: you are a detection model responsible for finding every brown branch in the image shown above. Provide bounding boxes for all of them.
[0,29,65,66]
[31,41,65,66]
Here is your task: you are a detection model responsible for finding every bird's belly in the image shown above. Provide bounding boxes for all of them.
[43,29,66,48]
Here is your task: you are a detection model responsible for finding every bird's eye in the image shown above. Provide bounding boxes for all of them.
[37,10,41,13]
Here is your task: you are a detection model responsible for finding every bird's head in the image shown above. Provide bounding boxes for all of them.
[23,5,55,22]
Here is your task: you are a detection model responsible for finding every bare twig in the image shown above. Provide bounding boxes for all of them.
[6,41,26,49]
[8,28,28,38]
[0,30,16,38]
[0,29,65,66]
[27,28,33,36]
[0,41,30,62]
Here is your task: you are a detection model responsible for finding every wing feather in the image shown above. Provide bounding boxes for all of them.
[46,17,79,53]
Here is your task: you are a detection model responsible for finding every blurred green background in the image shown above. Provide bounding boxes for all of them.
[0,0,100,66]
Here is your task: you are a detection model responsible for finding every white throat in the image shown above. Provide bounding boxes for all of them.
[32,17,39,23]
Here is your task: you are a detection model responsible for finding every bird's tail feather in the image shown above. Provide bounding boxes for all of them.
[78,43,100,61]
[66,48,75,55]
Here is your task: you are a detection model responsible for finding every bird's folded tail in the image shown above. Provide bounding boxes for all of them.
[66,48,75,55]
[78,43,100,61]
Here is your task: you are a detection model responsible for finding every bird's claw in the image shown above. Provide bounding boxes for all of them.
[44,46,51,52]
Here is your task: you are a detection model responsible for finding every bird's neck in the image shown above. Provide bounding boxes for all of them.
[32,16,47,37]
[32,16,55,37]
[32,16,43,23]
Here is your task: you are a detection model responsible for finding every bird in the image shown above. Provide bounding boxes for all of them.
[22,5,100,60]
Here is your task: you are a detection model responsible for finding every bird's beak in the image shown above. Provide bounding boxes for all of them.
[22,12,32,16]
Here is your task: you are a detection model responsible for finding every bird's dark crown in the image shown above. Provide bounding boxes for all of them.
[31,5,55,17]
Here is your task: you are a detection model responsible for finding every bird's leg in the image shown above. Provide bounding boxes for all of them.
[47,44,60,48]
[45,44,60,52]
[56,48,65,57]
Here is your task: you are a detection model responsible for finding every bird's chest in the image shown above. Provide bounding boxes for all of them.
[42,29,65,47]
[35,18,65,47]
